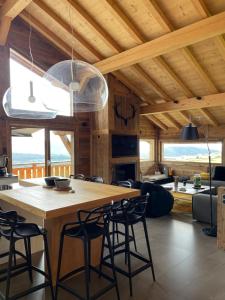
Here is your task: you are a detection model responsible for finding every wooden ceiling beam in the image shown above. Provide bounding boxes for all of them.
[66,0,170,102]
[0,0,32,45]
[146,115,168,131]
[144,0,218,94]
[140,92,225,115]
[94,11,225,73]
[199,108,219,127]
[32,0,103,61]
[20,11,83,59]
[67,0,121,53]
[104,0,194,99]
[191,0,225,61]
[178,111,197,127]
[104,0,144,44]
[131,65,171,101]
[162,113,182,129]
[112,71,154,105]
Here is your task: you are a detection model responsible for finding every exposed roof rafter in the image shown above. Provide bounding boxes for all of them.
[94,11,225,73]
[0,0,32,45]
[140,93,225,115]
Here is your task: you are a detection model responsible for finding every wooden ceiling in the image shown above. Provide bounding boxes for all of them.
[1,0,225,130]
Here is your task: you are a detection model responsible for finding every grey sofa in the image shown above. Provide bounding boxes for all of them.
[192,193,217,225]
[192,166,225,224]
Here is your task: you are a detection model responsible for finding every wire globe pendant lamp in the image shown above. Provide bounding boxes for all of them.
[43,59,108,113]
[3,80,58,119]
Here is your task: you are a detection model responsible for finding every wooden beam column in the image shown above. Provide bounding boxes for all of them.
[0,46,10,155]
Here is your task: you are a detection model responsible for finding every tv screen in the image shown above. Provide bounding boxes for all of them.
[112,135,138,158]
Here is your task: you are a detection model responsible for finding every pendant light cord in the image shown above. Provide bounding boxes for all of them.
[28,13,34,73]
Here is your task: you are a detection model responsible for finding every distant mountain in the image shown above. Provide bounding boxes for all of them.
[12,153,70,165]
[164,146,219,157]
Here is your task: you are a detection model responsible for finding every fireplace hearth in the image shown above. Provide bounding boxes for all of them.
[113,163,136,181]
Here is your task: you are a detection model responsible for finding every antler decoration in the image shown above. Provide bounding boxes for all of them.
[114,102,136,126]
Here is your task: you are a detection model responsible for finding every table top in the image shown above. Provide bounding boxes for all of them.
[0,178,140,219]
[162,182,210,195]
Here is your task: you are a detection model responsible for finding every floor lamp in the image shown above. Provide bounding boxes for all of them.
[181,123,217,237]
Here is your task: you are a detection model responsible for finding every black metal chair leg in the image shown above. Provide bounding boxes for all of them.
[143,219,155,281]
[99,233,105,278]
[5,238,14,300]
[115,223,119,244]
[24,237,33,283]
[112,221,116,255]
[87,239,91,281]
[105,228,120,300]
[83,238,90,300]
[43,233,55,300]
[125,224,133,297]
[55,233,65,300]
[131,224,137,252]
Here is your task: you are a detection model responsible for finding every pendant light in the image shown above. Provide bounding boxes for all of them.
[2,20,58,119]
[181,123,199,140]
[43,2,108,113]
[43,60,108,112]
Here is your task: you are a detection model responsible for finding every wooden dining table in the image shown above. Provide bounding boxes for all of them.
[0,178,140,284]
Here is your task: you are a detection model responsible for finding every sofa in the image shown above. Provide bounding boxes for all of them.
[192,166,225,224]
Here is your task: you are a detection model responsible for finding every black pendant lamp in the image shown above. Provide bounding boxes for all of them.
[181,123,199,140]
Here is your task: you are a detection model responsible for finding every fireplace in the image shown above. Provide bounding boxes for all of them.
[113,163,136,181]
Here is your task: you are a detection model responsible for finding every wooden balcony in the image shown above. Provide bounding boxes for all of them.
[12,162,72,179]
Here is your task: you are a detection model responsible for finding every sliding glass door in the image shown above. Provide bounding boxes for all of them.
[49,130,74,177]
[11,128,74,179]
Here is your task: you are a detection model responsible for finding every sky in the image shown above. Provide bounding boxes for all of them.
[12,129,72,155]
[9,58,72,116]
[163,143,222,151]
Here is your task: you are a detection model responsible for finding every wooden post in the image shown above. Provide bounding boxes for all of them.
[0,46,10,160]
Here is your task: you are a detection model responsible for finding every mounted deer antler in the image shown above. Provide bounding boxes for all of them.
[114,102,136,126]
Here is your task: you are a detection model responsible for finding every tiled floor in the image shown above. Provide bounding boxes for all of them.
[1,212,225,299]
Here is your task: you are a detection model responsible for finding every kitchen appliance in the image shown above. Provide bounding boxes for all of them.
[0,155,8,176]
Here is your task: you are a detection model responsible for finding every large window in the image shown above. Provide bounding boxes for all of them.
[162,142,222,163]
[140,139,154,161]
[10,56,72,116]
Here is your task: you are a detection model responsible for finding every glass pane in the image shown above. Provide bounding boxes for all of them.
[10,57,72,116]
[11,128,46,179]
[50,131,74,177]
[162,143,222,163]
[140,140,154,161]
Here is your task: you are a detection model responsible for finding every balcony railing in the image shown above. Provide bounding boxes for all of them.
[12,161,72,179]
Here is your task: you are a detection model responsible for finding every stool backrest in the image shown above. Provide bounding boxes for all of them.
[117,181,132,188]
[0,210,18,228]
[77,204,111,228]
[112,196,148,219]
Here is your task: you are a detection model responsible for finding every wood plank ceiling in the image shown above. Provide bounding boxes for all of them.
[1,0,225,130]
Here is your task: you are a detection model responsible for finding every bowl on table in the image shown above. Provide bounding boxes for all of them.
[54,178,71,189]
[44,177,59,187]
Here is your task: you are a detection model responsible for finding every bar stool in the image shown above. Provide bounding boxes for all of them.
[100,196,155,296]
[112,181,137,253]
[55,205,120,300]
[0,210,54,300]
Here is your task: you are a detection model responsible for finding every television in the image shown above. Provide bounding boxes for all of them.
[112,135,138,158]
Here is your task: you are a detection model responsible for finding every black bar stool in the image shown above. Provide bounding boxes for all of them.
[55,205,120,300]
[100,196,155,297]
[0,210,54,300]
[112,181,138,252]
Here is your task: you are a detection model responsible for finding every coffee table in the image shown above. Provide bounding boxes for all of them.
[162,182,210,212]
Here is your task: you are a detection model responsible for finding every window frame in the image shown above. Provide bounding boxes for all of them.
[161,141,223,164]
